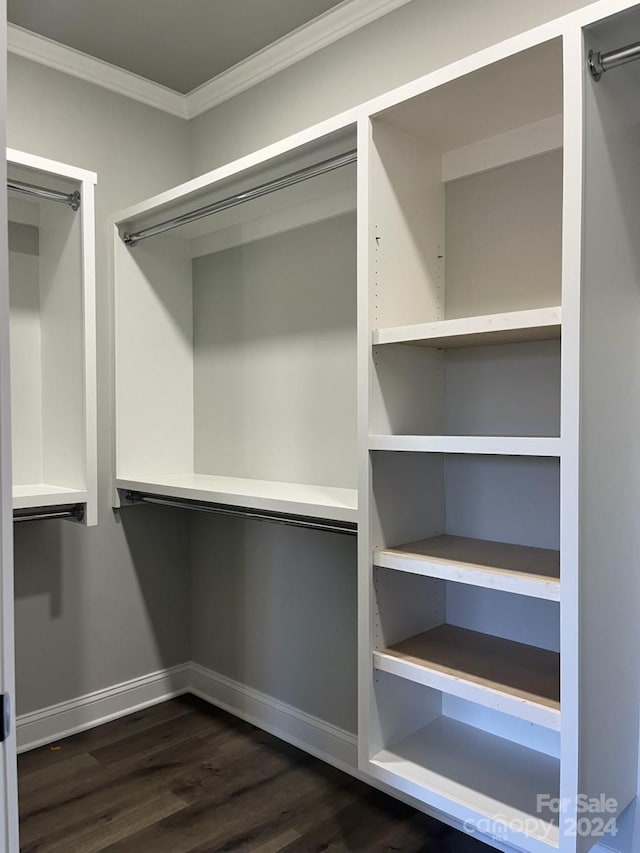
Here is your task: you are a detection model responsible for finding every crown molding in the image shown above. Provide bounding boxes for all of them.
[7,24,188,118]
[185,0,414,118]
[8,0,414,121]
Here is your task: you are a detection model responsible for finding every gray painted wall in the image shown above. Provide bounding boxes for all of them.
[8,55,192,713]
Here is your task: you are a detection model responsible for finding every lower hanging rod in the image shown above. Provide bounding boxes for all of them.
[589,39,640,80]
[8,179,81,211]
[13,503,85,524]
[124,491,357,536]
[122,149,357,247]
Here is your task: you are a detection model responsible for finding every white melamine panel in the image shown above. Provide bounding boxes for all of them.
[8,216,42,486]
[369,670,442,762]
[574,15,640,850]
[373,306,562,348]
[193,214,357,490]
[443,696,561,759]
[370,452,445,550]
[115,234,194,479]
[444,151,563,320]
[370,344,443,436]
[369,435,562,455]
[116,473,357,523]
[12,484,88,510]
[443,340,561,437]
[371,121,444,329]
[373,568,444,648]
[376,39,563,153]
[442,115,563,183]
[39,201,84,490]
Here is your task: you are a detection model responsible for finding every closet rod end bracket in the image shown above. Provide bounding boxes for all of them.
[589,49,604,81]
[70,191,81,212]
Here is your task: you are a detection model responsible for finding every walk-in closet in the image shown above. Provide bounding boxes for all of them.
[1,1,640,852]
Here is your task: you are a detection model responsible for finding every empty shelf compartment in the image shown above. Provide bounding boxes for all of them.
[374,623,560,729]
[370,716,560,849]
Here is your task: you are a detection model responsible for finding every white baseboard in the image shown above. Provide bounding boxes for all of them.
[16,661,357,772]
[189,662,358,774]
[16,663,190,752]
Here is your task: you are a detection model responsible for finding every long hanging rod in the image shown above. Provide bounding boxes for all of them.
[124,491,357,536]
[8,179,81,211]
[589,40,640,80]
[13,504,85,524]
[122,149,358,247]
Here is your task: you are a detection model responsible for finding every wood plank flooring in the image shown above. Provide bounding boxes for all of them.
[18,695,492,852]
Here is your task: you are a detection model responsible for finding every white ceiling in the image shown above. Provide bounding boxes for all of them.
[7,0,345,94]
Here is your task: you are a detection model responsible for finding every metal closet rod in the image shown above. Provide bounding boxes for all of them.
[122,148,358,247]
[8,179,81,211]
[124,491,357,536]
[13,504,85,524]
[589,39,640,80]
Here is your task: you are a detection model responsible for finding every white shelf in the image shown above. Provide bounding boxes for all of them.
[374,624,560,730]
[116,473,358,523]
[368,435,562,456]
[13,484,88,510]
[372,306,561,348]
[370,717,559,850]
[375,535,560,601]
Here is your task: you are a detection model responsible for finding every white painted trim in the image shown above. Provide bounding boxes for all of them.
[16,664,190,752]
[7,146,96,185]
[7,1,413,120]
[189,662,358,774]
[81,179,98,526]
[7,24,187,119]
[184,0,414,118]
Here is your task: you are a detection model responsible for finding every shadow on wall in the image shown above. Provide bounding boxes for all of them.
[14,519,65,618]
[117,501,191,667]
[189,512,358,733]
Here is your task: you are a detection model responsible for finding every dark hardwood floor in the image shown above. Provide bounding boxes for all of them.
[18,695,491,852]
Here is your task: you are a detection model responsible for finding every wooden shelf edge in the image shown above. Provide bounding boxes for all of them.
[374,624,560,730]
[374,534,560,601]
[372,306,562,348]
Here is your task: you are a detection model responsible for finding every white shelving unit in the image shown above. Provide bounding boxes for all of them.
[8,149,97,525]
[112,124,358,524]
[109,4,640,850]
[358,15,640,853]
